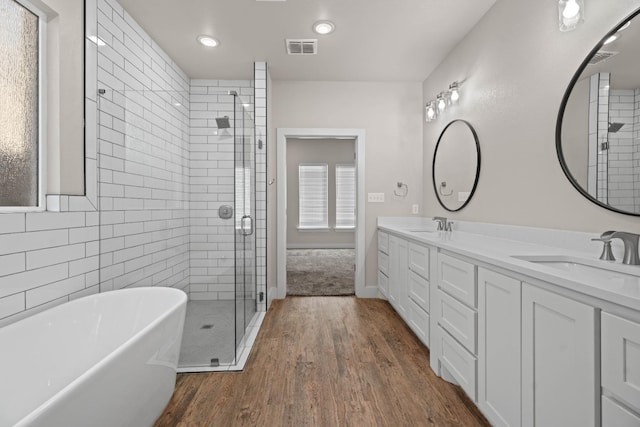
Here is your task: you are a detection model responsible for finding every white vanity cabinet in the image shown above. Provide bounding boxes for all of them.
[407,241,431,347]
[601,312,640,425]
[435,252,478,401]
[377,231,389,298]
[478,268,521,427]
[388,235,408,320]
[521,283,597,427]
[377,229,433,348]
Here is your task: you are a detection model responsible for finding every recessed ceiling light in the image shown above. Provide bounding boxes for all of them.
[603,34,618,45]
[197,35,219,48]
[313,20,335,35]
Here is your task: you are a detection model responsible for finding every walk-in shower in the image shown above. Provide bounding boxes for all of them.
[96,88,260,372]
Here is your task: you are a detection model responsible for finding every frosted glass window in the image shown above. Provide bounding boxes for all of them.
[0,0,39,207]
[298,163,328,229]
[335,164,356,228]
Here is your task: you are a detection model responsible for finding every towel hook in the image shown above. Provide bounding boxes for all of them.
[394,182,409,197]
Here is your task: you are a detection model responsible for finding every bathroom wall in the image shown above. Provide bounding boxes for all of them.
[286,138,356,249]
[422,0,640,232]
[270,81,423,291]
[189,79,254,301]
[96,0,191,292]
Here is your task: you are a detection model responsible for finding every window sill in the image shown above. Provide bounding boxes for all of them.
[297,227,330,232]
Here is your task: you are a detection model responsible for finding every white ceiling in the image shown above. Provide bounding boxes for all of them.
[116,0,497,82]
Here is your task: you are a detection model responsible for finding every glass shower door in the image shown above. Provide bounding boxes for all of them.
[234,95,257,357]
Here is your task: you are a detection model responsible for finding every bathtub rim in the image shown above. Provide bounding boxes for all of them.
[10,286,187,427]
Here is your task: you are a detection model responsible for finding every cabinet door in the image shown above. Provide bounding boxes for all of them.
[396,238,409,319]
[388,236,399,308]
[478,268,521,427]
[388,236,408,319]
[522,284,597,427]
[602,312,640,414]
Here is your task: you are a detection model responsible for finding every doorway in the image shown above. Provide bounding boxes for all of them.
[276,128,366,299]
[285,138,355,296]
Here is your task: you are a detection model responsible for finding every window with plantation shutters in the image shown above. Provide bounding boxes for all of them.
[335,164,355,229]
[298,163,328,229]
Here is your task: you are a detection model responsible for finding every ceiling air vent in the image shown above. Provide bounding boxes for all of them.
[589,50,618,65]
[286,39,317,55]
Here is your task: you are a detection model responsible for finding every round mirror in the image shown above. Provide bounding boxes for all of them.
[558,9,640,215]
[432,119,481,212]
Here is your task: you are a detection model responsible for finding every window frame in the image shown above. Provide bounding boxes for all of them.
[0,0,47,212]
[297,162,329,230]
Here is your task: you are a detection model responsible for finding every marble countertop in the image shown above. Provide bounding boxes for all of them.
[377,217,640,312]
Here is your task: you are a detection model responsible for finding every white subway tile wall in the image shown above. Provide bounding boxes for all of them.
[189,79,254,301]
[0,0,268,325]
[607,88,637,213]
[96,0,191,293]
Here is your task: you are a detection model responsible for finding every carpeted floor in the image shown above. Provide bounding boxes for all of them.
[286,249,355,296]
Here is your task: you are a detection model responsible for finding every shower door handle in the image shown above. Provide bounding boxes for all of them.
[240,215,254,236]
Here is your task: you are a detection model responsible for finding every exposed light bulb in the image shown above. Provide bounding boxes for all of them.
[448,82,460,104]
[559,0,583,32]
[426,103,436,122]
[562,0,580,19]
[437,95,446,112]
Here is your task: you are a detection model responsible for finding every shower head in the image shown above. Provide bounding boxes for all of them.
[608,122,625,133]
[215,116,231,129]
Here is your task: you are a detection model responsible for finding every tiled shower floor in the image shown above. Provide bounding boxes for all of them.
[177,300,264,373]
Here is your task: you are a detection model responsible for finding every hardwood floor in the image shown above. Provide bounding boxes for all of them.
[155,297,490,427]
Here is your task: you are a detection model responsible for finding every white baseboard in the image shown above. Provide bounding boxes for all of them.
[287,243,355,249]
[356,286,380,298]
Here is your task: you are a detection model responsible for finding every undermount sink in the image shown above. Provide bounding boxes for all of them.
[512,255,640,288]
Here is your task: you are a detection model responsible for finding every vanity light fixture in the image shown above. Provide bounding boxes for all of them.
[448,82,460,104]
[197,35,220,48]
[558,0,584,32]
[425,101,437,122]
[437,93,447,112]
[313,20,335,35]
[425,81,462,123]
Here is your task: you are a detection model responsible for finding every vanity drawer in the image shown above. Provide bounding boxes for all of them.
[437,290,477,354]
[408,297,430,347]
[440,326,477,402]
[378,270,389,298]
[408,270,430,313]
[602,395,640,427]
[602,312,640,413]
[438,253,477,308]
[378,231,389,254]
[378,251,389,276]
[408,242,430,279]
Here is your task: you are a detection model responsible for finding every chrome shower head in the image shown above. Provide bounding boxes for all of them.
[215,116,231,129]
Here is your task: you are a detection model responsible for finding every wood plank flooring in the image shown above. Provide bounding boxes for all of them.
[155,297,490,427]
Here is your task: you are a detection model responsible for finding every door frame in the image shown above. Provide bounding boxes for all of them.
[276,128,367,298]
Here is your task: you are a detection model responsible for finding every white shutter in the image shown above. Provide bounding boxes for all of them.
[335,164,356,228]
[298,164,328,228]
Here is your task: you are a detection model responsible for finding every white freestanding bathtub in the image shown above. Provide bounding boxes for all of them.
[0,287,187,427]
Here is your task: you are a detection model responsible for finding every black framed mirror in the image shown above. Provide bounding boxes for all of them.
[432,119,481,212]
[557,8,640,216]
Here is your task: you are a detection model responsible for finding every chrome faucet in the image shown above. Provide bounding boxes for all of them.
[433,216,447,231]
[600,231,640,265]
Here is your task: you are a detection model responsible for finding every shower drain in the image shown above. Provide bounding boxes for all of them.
[201,324,214,329]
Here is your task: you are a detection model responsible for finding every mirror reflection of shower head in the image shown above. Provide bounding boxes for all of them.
[215,116,231,129]
[608,122,624,133]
